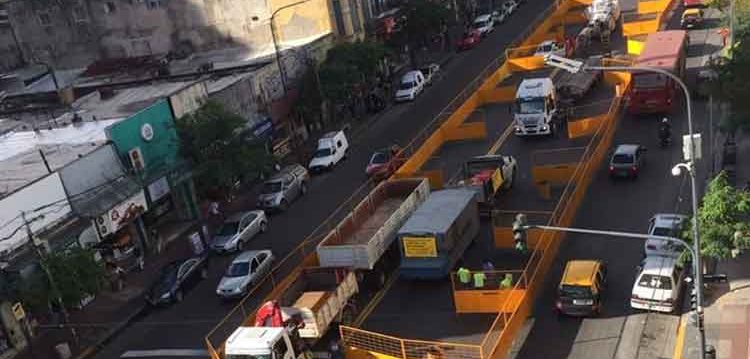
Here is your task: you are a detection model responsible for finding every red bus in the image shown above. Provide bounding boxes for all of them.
[627,30,689,114]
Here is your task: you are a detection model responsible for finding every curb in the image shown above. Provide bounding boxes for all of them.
[73,304,147,359]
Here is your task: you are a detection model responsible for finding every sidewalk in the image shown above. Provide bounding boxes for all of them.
[15,221,197,359]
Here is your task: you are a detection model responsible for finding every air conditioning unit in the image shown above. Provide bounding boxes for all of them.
[128,147,145,173]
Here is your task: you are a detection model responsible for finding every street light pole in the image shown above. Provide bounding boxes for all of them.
[270,0,312,93]
[544,55,706,359]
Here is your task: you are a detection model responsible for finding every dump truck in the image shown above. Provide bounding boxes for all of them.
[316,178,430,287]
[398,188,480,280]
[552,56,603,107]
[224,268,358,357]
[456,155,518,215]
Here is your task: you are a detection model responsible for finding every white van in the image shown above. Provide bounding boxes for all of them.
[308,130,349,172]
[394,71,426,102]
[630,256,684,313]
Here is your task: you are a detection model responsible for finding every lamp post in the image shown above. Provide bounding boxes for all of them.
[269,0,312,93]
[544,54,706,359]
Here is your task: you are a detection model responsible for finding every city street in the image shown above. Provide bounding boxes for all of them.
[93,1,560,358]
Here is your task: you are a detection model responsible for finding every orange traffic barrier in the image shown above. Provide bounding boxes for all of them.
[568,114,607,139]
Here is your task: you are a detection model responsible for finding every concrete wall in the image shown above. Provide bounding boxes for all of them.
[58,144,125,198]
[168,81,208,119]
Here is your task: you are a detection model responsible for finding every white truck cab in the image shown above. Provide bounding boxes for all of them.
[308,130,349,172]
[225,327,308,359]
[513,78,558,136]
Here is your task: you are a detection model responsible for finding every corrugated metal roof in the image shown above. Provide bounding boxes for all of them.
[398,189,477,235]
[73,81,196,121]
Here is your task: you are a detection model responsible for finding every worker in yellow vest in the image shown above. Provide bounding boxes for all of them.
[457,267,471,288]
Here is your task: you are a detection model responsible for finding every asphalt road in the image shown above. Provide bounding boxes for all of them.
[98,1,559,358]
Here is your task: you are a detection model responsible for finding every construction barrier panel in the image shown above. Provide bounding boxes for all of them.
[451,270,526,313]
[507,56,546,71]
[627,35,647,55]
[568,114,607,139]
[562,11,588,24]
[341,326,483,359]
[443,122,488,142]
[478,86,517,105]
[637,0,671,14]
[493,227,545,248]
[532,163,580,185]
[621,12,660,37]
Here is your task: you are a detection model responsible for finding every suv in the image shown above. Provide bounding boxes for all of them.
[556,260,607,316]
[645,214,689,258]
[631,256,684,313]
[609,144,646,179]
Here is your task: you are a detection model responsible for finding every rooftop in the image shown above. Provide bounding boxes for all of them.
[72,80,198,121]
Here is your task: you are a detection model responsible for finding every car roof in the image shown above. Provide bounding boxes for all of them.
[232,249,271,263]
[403,70,422,79]
[561,260,600,286]
[225,211,262,222]
[614,144,640,154]
[684,8,701,14]
[641,256,678,275]
[474,14,492,21]
[651,213,688,228]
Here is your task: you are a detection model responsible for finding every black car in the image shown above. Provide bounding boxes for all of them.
[145,255,209,306]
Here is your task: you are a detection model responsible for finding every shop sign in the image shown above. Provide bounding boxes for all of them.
[147,176,171,202]
[402,236,438,258]
[95,191,149,236]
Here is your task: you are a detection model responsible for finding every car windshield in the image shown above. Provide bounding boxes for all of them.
[638,274,673,290]
[419,67,430,75]
[612,153,634,164]
[518,99,545,114]
[217,221,240,236]
[225,262,250,277]
[539,44,553,53]
[560,285,592,299]
[370,152,388,164]
[651,227,674,236]
[633,73,667,88]
[261,181,282,194]
[314,148,332,158]
[473,20,488,28]
[399,81,416,90]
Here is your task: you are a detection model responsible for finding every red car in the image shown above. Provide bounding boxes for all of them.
[457,30,481,51]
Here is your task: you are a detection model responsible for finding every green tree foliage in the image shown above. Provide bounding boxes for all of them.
[294,67,324,124]
[388,0,452,52]
[319,41,388,101]
[688,172,750,260]
[176,101,275,197]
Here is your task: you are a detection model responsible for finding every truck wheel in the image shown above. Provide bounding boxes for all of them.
[279,199,289,212]
[300,182,308,195]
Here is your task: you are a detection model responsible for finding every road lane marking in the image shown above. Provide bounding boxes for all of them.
[121,349,209,358]
[352,270,399,327]
[488,122,516,155]
[672,315,687,359]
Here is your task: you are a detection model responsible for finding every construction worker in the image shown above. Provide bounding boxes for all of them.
[473,271,486,288]
[457,267,471,287]
[500,273,514,289]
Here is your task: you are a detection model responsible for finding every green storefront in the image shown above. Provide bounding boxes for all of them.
[106,100,199,249]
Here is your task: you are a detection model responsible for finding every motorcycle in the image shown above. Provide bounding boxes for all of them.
[658,127,671,148]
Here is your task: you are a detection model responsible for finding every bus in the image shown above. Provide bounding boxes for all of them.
[627,30,689,115]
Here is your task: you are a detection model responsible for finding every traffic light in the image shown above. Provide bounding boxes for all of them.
[512,213,528,253]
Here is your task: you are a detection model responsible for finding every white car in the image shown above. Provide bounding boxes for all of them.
[630,256,685,313]
[418,63,441,85]
[645,213,689,258]
[216,250,275,299]
[534,40,567,57]
[492,9,508,24]
[394,70,426,102]
[211,211,268,253]
[502,0,518,15]
[472,14,495,36]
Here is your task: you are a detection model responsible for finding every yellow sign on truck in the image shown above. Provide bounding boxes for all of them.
[402,237,438,257]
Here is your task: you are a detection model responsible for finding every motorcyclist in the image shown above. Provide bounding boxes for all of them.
[658,117,671,144]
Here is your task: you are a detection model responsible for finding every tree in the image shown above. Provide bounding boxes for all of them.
[389,0,452,66]
[176,101,276,198]
[686,172,750,261]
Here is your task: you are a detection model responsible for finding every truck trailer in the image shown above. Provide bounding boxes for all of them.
[456,155,517,215]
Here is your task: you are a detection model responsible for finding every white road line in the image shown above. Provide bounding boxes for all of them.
[120,349,209,358]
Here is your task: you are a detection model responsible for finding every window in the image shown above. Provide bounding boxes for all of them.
[637,274,673,290]
[612,153,634,164]
[147,0,163,10]
[72,5,88,22]
[104,2,117,14]
[37,11,51,26]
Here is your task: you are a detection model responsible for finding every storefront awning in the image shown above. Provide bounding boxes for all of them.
[70,176,142,219]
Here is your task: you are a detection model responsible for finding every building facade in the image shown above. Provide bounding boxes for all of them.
[0,0,22,71]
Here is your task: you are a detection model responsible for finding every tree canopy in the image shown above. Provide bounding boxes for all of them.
[318,41,388,101]
[176,101,275,197]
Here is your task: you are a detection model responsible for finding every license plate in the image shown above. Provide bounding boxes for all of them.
[573,299,594,305]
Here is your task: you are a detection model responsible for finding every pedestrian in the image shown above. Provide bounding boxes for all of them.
[473,271,486,288]
[500,273,514,289]
[457,266,471,287]
[482,259,495,271]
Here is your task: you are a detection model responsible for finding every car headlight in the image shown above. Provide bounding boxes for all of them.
[160,292,171,300]
[216,289,222,295]
[541,125,548,131]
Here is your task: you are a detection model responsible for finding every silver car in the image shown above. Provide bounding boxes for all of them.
[216,250,274,299]
[211,211,268,253]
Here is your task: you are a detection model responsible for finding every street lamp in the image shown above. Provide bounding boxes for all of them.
[544,54,706,359]
[269,0,312,93]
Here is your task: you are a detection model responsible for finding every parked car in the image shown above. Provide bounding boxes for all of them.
[216,250,275,299]
[419,63,441,86]
[555,260,607,316]
[645,213,689,258]
[492,9,508,23]
[457,29,482,51]
[257,164,309,211]
[472,14,495,36]
[395,70,426,102]
[309,130,350,172]
[145,254,209,306]
[609,144,647,179]
[211,210,268,253]
[681,8,704,28]
[502,0,518,15]
[534,40,568,57]
[366,150,393,177]
[630,256,685,313]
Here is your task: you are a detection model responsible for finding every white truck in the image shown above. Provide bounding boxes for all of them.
[316,178,430,287]
[224,268,358,358]
[585,0,620,37]
[513,78,560,136]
